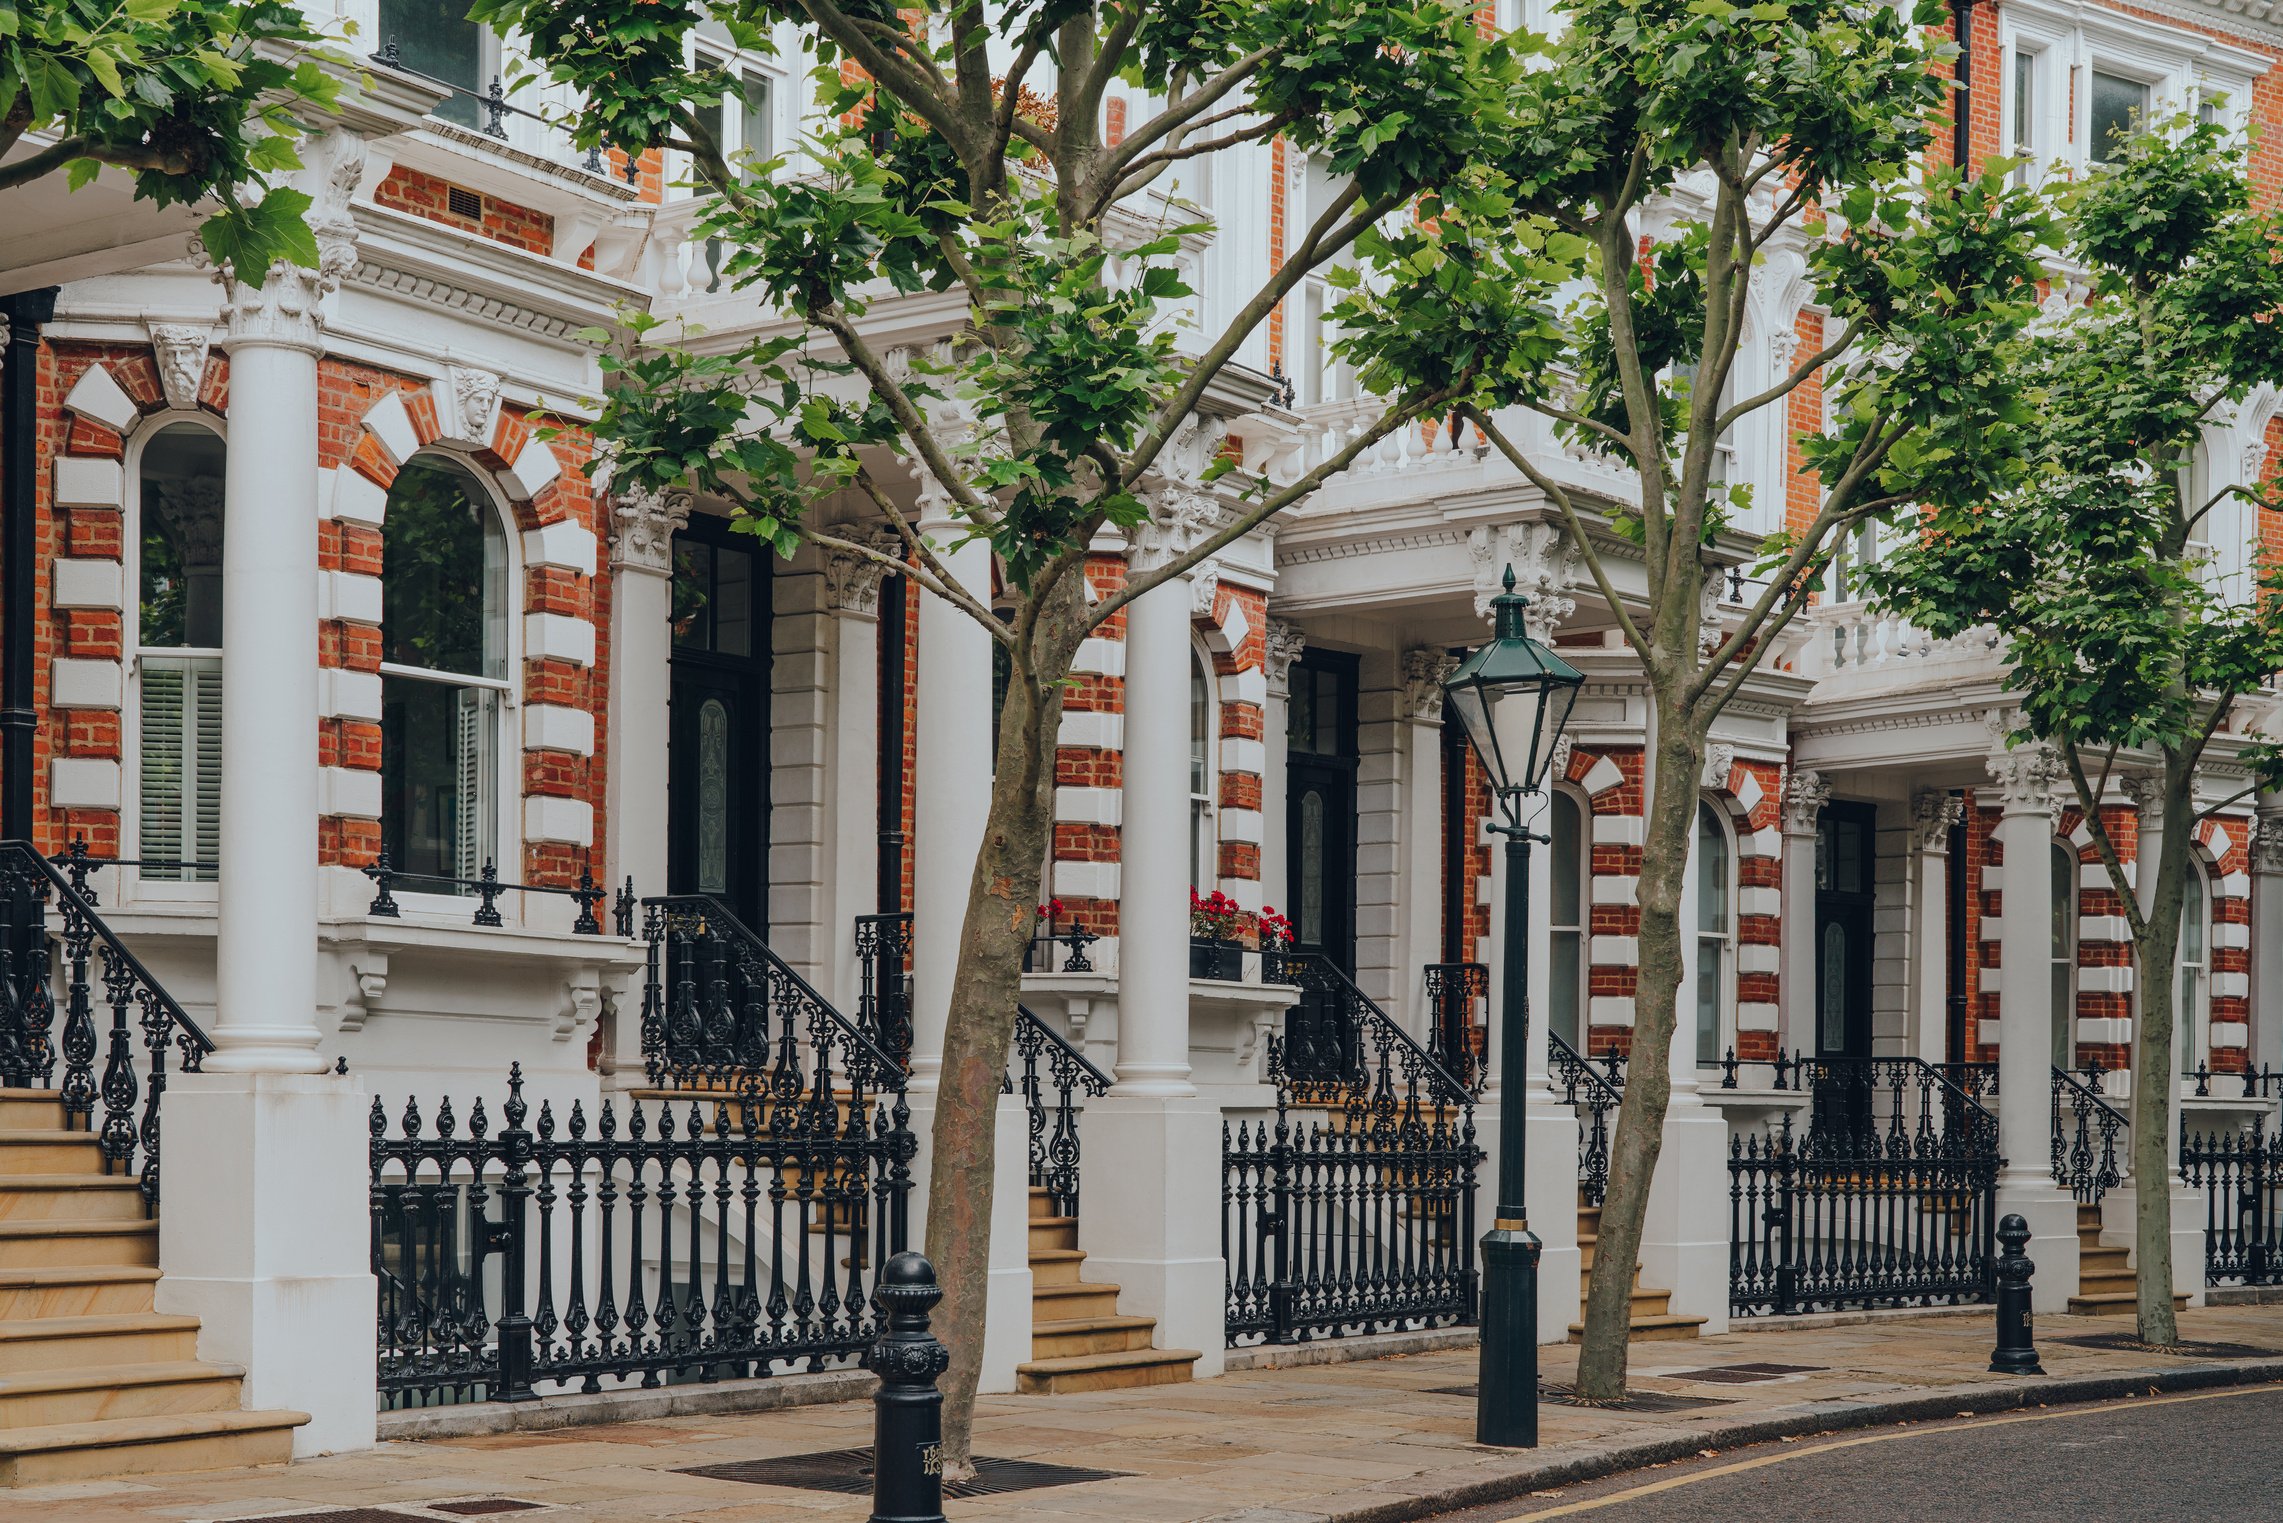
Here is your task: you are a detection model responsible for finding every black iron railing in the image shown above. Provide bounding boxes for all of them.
[370,1061,915,1407]
[2188,1061,2283,1101]
[364,853,609,935]
[1224,951,1480,1345]
[2181,1122,2283,1288]
[2052,1063,2126,1205]
[1422,961,1488,1093]
[853,912,913,1070]
[1728,1057,1999,1317]
[0,840,212,1211]
[368,40,634,182]
[640,896,907,1095]
[1023,913,1098,975]
[1010,1005,1108,1218]
[1550,1030,1624,1209]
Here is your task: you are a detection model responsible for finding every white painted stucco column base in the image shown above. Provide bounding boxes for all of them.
[157,1072,375,1455]
[1076,1092,1224,1377]
[901,1089,1036,1392]
[2099,1181,2206,1310]
[1468,1094,1582,1345]
[1994,1186,2081,1316]
[1637,1104,1731,1334]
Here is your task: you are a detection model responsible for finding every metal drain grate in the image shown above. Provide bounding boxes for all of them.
[428,1504,546,1517]
[1666,1362,1828,1384]
[1423,1383,1733,1414]
[2054,1333,2280,1360]
[212,1512,428,1523]
[682,1447,1129,1499]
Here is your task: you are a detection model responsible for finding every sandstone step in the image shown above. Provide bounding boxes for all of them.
[0,1175,148,1223]
[2066,1290,2191,1315]
[1028,1187,1055,1220]
[0,1092,66,1130]
[0,1408,306,1486]
[1028,1248,1087,1287]
[0,1359,243,1427]
[0,1219,157,1269]
[1029,1314,1160,1360]
[0,1312,202,1373]
[1029,1281,1122,1320]
[1566,1312,1707,1344]
[0,1265,160,1320]
[0,1132,106,1174]
[2079,1246,2130,1272]
[1015,1346,1199,1395]
[1028,1215,1078,1253]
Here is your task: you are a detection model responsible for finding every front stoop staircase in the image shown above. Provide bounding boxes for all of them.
[2066,1202,2189,1316]
[1018,1187,1199,1394]
[1567,1203,1706,1344]
[0,1088,306,1485]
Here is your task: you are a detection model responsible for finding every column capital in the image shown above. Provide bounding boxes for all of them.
[1131,487,1220,572]
[1910,788,1964,852]
[1780,766,1830,834]
[608,487,692,574]
[1470,521,1575,640]
[2253,812,2283,875]
[1264,619,1306,696]
[1401,647,1459,724]
[214,129,365,354]
[1986,743,2063,814]
[826,527,904,617]
[2120,771,2167,830]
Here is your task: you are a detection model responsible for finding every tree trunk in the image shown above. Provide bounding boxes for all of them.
[2127,757,2193,1347]
[1573,684,1701,1401]
[921,575,1083,1476]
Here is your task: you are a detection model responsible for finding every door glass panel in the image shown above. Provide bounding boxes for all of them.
[696,698,730,895]
[2052,843,2075,1069]
[1298,790,1325,945]
[1550,930,1580,1046]
[1820,922,1847,1051]
[1550,792,1582,926]
[1696,939,1724,1062]
[381,0,483,128]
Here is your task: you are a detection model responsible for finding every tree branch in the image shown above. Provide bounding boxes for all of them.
[0,134,193,192]
[1715,318,1861,436]
[1104,111,1298,207]
[1098,47,1278,187]
[794,0,967,155]
[2195,782,2263,823]
[2061,741,2146,940]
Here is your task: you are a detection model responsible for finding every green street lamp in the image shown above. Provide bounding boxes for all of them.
[1442,563,1586,1450]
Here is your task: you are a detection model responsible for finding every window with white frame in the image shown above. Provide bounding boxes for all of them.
[1548,787,1588,1049]
[1191,647,1216,888]
[2088,70,2150,165]
[2009,45,2046,182]
[1695,800,1736,1065]
[692,51,775,175]
[2052,841,2077,1069]
[2000,6,2257,180]
[380,455,511,891]
[379,0,494,130]
[2179,860,2210,1076]
[135,422,225,884]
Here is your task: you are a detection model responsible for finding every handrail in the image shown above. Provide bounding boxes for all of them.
[1016,1003,1111,1092]
[1266,948,1475,1106]
[6,841,213,1057]
[1549,1029,1623,1106]
[366,852,610,934]
[2052,1061,2126,1204]
[643,892,907,1086]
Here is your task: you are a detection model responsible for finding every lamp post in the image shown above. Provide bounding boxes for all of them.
[1442,564,1585,1450]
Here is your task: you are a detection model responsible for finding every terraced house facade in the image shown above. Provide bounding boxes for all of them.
[2,0,2283,1485]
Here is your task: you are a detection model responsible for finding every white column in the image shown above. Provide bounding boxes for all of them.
[822,538,890,1018]
[163,129,377,1457]
[1910,791,1963,1068]
[908,524,993,1089]
[602,487,689,1074]
[1778,768,1829,1060]
[2254,810,2283,1069]
[1398,650,1457,1028]
[1988,745,2078,1308]
[1353,659,1404,1014]
[1261,622,1304,912]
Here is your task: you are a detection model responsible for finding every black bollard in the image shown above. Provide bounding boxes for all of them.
[866,1251,951,1523]
[1988,1213,2044,1376]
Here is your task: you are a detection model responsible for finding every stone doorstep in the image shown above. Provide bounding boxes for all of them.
[375,1367,878,1441]
[1186,1357,2283,1523]
[1225,1327,1482,1373]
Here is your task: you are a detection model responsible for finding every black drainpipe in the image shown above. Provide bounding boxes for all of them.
[1952,0,1975,170]
[876,569,908,914]
[0,288,58,842]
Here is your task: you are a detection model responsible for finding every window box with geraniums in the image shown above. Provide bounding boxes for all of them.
[1189,888,1244,981]
[1258,906,1297,983]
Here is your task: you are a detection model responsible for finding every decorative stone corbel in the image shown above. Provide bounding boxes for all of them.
[147,323,212,411]
[339,958,388,1033]
[1701,742,1735,791]
[1264,620,1307,696]
[556,980,602,1042]
[1911,789,1964,852]
[1402,648,1460,724]
[1781,767,1831,834]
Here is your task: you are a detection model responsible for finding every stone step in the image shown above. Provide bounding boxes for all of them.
[0,1175,148,1223]
[1566,1312,1707,1344]
[0,1132,106,1174]
[1028,1215,1078,1253]
[2067,1291,2190,1315]
[0,1219,157,1269]
[1015,1346,1199,1395]
[0,1092,66,1130]
[1028,1248,1087,1287]
[0,1312,202,1374]
[0,1408,306,1486]
[1028,1187,1055,1220]
[2078,1271,2137,1296]
[1029,1281,1122,1321]
[1029,1314,1161,1361]
[0,1359,243,1427]
[0,1265,160,1320]
[2079,1246,2129,1273]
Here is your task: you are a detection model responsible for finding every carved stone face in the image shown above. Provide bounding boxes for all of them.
[454,368,504,441]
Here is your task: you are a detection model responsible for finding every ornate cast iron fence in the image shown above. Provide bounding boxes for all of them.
[2181,1123,2283,1287]
[2052,1064,2126,1205]
[1010,1005,1108,1218]
[370,1061,916,1408]
[0,841,212,1210]
[853,912,914,1068]
[1728,1057,1999,1317]
[1422,961,1488,1093]
[1550,1030,1623,1209]
[1224,952,1481,1345]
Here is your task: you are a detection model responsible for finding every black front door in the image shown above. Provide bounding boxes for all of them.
[1285,652,1358,974]
[1814,801,1878,1130]
[667,516,771,932]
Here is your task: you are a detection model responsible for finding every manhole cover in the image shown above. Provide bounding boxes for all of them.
[2055,1333,2280,1360]
[212,1513,427,1523]
[428,1505,546,1517]
[682,1448,1128,1499]
[1423,1383,1732,1413]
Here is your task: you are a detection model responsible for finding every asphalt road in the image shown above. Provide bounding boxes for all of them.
[1436,1383,2283,1522]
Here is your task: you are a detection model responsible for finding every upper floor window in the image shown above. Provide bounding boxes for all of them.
[380,455,510,889]
[694,59,774,176]
[136,422,225,883]
[380,0,492,130]
[2089,71,2149,165]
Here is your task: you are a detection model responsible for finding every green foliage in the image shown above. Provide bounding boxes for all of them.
[0,0,338,281]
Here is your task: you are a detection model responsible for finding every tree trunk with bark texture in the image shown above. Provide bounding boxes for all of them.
[2128,756,2191,1348]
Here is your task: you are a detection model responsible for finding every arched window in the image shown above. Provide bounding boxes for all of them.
[135,421,225,883]
[2179,861,2210,1076]
[1548,788,1588,1049]
[1190,647,1215,887]
[380,455,511,889]
[2052,841,2078,1070]
[1695,800,1736,1064]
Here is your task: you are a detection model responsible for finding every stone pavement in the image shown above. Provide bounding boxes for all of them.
[13,1306,2283,1523]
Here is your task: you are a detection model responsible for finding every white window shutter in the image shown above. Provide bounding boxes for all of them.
[140,662,186,872]
[188,661,221,879]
